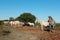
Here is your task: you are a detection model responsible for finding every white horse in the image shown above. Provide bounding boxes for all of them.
[20,22,24,26]
[9,21,15,26]
[9,21,20,27]
[14,21,20,26]
[37,20,49,31]
[28,22,34,27]
[3,21,9,26]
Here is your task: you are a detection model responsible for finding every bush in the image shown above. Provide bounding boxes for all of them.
[0,20,3,25]
[55,23,60,30]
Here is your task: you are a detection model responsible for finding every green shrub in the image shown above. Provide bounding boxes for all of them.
[55,23,60,30]
[0,20,3,25]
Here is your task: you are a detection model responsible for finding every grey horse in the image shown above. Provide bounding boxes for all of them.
[48,16,55,32]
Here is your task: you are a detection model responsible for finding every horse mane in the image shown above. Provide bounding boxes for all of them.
[48,16,54,21]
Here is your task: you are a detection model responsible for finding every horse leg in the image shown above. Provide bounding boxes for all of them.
[50,25,54,32]
[41,25,44,31]
[49,25,51,32]
[33,25,34,28]
[11,23,12,26]
[53,25,55,30]
[51,25,55,31]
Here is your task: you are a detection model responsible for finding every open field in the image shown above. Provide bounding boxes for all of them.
[0,25,60,40]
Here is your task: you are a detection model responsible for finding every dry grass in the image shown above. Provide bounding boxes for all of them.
[0,25,60,40]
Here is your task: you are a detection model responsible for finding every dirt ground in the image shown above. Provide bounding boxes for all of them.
[16,26,60,40]
[0,26,60,40]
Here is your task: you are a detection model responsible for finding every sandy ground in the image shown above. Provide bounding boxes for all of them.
[0,26,60,40]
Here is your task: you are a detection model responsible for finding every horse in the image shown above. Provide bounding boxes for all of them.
[3,21,9,26]
[37,20,49,31]
[28,22,34,27]
[19,22,24,26]
[48,16,55,32]
[9,21,20,27]
[9,21,15,26]
[14,21,20,26]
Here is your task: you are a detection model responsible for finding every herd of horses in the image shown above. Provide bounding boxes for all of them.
[3,16,55,32]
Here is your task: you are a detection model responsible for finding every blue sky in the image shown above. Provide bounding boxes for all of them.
[0,0,60,23]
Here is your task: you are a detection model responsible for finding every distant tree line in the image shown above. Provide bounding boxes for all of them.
[0,12,36,25]
[0,12,60,26]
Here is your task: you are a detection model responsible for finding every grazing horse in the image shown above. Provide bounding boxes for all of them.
[3,21,9,26]
[28,22,34,27]
[37,20,49,31]
[14,21,20,26]
[9,21,15,26]
[9,21,20,27]
[19,22,24,26]
[48,16,55,32]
